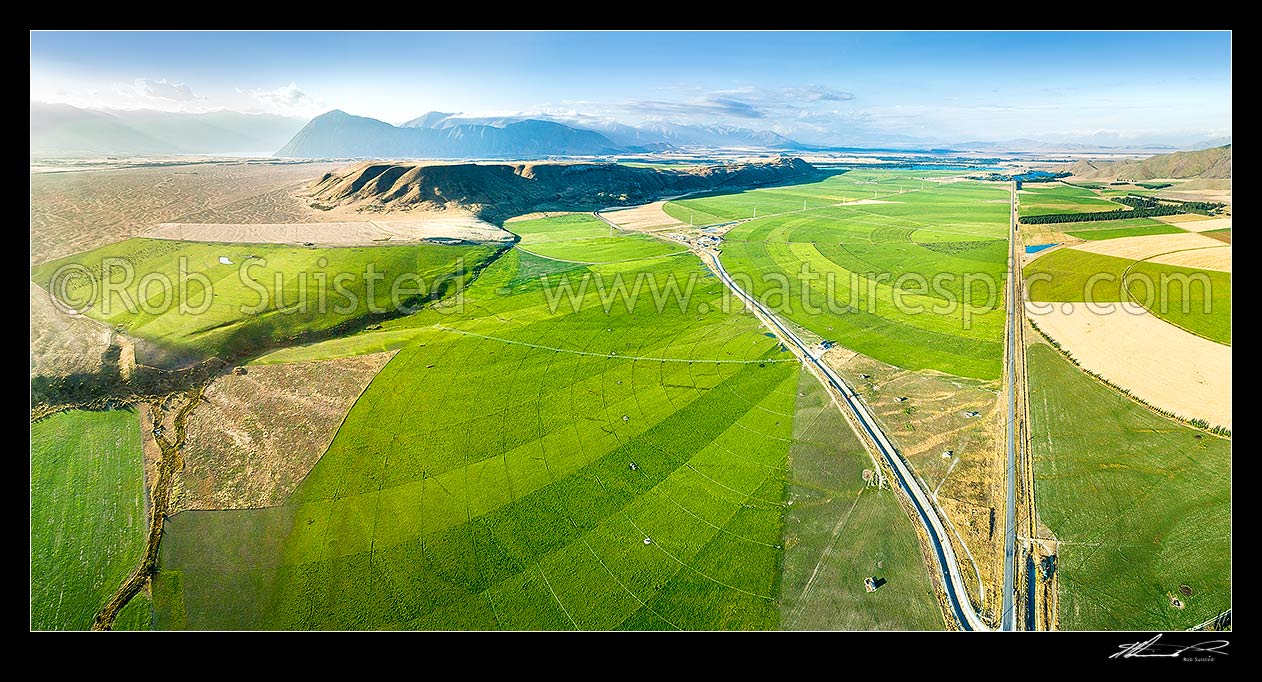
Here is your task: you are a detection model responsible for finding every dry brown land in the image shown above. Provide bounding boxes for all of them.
[173,351,395,512]
[823,348,1005,620]
[30,281,114,379]
[1205,230,1232,244]
[30,160,342,266]
[148,215,511,246]
[599,201,686,232]
[1025,301,1231,429]
[1069,232,1226,261]
[1158,186,1232,203]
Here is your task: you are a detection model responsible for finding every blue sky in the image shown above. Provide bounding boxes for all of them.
[30,31,1232,146]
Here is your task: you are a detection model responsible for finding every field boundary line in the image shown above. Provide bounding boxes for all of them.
[1026,323,1230,439]
[432,326,799,364]
[1116,248,1232,346]
[513,244,690,265]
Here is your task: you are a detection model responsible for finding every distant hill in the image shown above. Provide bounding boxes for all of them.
[306,156,818,223]
[1069,145,1232,181]
[30,102,306,156]
[276,110,621,159]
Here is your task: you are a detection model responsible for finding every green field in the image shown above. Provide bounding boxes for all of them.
[778,370,943,629]
[1026,343,1231,630]
[1019,183,1127,217]
[1061,216,1184,241]
[1024,248,1231,344]
[511,213,685,263]
[667,170,1009,379]
[31,238,500,365]
[31,409,150,630]
[153,221,939,630]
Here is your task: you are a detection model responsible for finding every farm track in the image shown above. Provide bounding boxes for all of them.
[91,385,205,630]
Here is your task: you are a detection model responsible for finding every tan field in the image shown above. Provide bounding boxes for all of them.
[1155,216,1232,233]
[148,215,512,246]
[30,160,343,266]
[1070,232,1227,261]
[1158,187,1232,204]
[599,201,685,231]
[173,351,395,512]
[1146,246,1231,273]
[1025,301,1231,429]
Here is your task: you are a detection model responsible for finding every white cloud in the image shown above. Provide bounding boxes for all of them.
[135,78,201,101]
[241,83,324,116]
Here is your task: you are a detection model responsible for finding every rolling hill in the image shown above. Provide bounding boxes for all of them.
[1069,144,1232,181]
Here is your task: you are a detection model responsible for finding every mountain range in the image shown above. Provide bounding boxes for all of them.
[275,110,802,158]
[30,103,305,156]
[30,102,1233,160]
[396,111,796,149]
[276,110,622,158]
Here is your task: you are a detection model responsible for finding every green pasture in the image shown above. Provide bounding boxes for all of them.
[1019,182,1127,217]
[667,171,1010,379]
[1026,343,1231,630]
[31,409,150,630]
[1024,249,1230,344]
[154,229,942,630]
[30,238,500,365]
[511,213,684,263]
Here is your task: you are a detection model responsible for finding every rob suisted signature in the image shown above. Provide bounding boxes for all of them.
[1111,634,1229,660]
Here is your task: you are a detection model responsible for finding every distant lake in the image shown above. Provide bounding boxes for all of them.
[911,164,1003,171]
[1025,243,1058,254]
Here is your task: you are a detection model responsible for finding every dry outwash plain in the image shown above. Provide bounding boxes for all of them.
[173,351,397,512]
[148,216,511,246]
[1026,301,1231,429]
[30,161,343,266]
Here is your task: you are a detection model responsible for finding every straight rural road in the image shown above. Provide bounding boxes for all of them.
[700,250,990,632]
[1000,180,1024,631]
